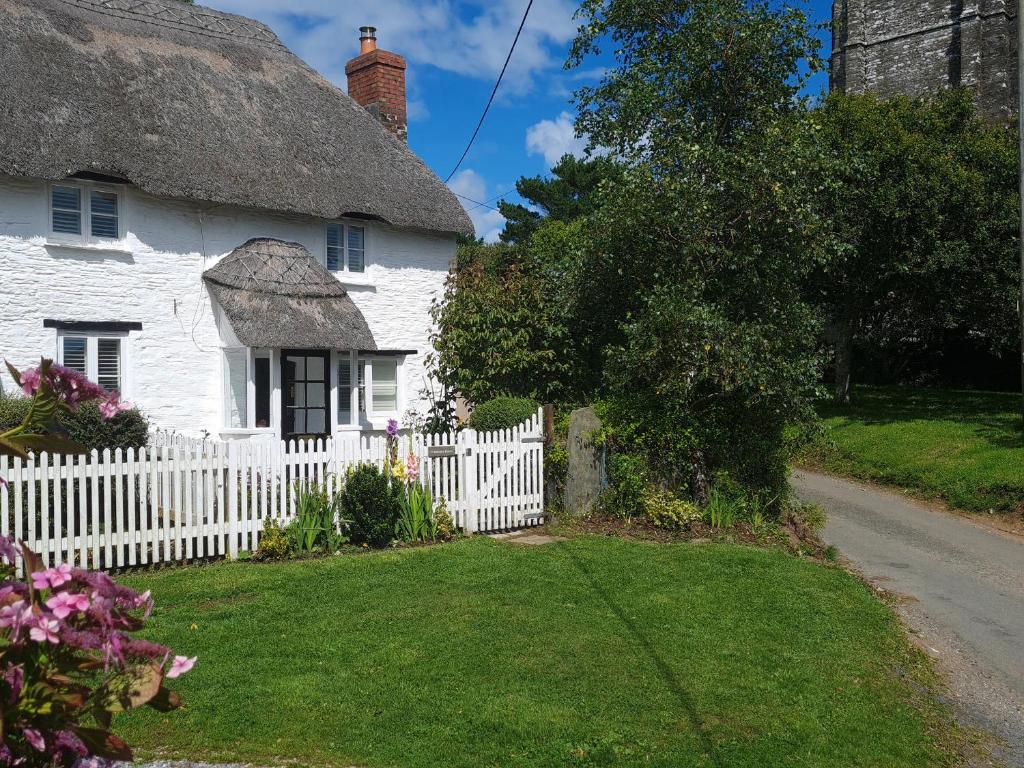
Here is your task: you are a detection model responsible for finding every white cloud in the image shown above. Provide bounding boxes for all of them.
[525,111,587,166]
[206,0,579,97]
[447,169,506,243]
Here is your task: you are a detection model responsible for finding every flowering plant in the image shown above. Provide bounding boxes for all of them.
[1,359,130,462]
[0,539,192,767]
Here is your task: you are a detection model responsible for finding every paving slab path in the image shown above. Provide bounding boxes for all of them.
[792,469,1024,766]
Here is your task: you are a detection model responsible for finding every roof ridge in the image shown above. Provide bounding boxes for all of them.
[59,0,283,48]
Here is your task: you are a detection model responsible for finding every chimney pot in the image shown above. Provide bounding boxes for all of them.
[359,26,377,54]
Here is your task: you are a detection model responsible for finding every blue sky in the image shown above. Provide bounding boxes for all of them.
[206,0,833,241]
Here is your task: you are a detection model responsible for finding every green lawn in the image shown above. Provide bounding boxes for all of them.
[803,385,1024,515]
[117,537,952,768]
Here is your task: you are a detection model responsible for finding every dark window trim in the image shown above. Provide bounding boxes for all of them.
[357,349,415,356]
[44,320,142,332]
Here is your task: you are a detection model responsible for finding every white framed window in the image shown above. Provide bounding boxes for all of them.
[337,356,365,425]
[223,349,248,429]
[336,355,403,427]
[222,348,275,431]
[49,183,123,243]
[371,359,398,413]
[57,333,125,393]
[325,222,366,273]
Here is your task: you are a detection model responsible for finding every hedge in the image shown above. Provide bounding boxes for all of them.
[0,396,149,453]
[468,396,540,432]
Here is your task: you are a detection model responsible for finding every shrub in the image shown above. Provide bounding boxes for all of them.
[468,396,540,432]
[433,498,456,541]
[598,452,649,519]
[0,538,192,767]
[641,488,703,530]
[285,480,347,555]
[0,395,148,453]
[253,518,292,561]
[705,489,740,529]
[341,464,402,548]
[395,483,438,543]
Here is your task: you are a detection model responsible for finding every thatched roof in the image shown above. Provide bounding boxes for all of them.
[0,0,472,237]
[203,239,377,350]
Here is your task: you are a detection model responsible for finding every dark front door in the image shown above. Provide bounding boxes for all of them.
[282,350,330,441]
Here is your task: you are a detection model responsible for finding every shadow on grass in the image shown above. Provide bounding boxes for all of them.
[817,386,1024,450]
[561,543,722,768]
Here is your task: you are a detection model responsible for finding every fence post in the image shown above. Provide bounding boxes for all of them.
[462,429,478,534]
[227,441,239,560]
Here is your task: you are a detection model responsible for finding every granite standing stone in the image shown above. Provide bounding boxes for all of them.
[565,407,605,516]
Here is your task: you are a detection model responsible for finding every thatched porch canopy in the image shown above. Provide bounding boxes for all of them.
[203,239,376,351]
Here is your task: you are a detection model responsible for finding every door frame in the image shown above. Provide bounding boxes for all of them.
[280,349,331,441]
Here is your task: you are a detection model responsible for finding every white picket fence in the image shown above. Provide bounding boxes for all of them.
[0,410,545,571]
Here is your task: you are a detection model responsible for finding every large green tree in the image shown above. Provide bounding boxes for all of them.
[497,154,621,244]
[810,90,1019,401]
[429,220,588,407]
[568,0,825,498]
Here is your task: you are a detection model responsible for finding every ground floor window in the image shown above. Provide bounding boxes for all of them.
[58,333,125,393]
[337,354,404,428]
[223,348,273,430]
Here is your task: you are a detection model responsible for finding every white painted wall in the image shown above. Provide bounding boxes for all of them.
[0,175,456,437]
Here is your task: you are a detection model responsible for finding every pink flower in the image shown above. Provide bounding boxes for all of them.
[31,563,73,591]
[18,367,41,396]
[29,617,61,644]
[22,728,45,752]
[98,393,132,420]
[46,592,89,620]
[165,655,196,679]
[405,453,420,484]
[0,600,31,636]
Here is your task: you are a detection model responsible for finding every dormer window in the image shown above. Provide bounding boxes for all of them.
[326,222,365,273]
[50,183,121,242]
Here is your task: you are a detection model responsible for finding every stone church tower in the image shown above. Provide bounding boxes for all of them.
[831,0,1018,121]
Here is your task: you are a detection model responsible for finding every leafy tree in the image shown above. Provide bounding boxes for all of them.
[568,0,825,498]
[497,154,621,243]
[809,90,1019,400]
[429,220,587,406]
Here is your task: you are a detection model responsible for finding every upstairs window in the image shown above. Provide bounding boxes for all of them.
[50,183,121,242]
[325,223,365,273]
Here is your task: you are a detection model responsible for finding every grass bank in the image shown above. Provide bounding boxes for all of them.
[119,537,954,767]
[801,386,1024,516]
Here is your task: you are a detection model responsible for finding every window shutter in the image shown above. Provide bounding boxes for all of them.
[347,226,365,272]
[61,337,88,374]
[223,349,248,429]
[96,338,122,392]
[326,224,343,271]
[371,359,397,412]
[338,359,352,424]
[52,186,82,235]
[90,190,119,239]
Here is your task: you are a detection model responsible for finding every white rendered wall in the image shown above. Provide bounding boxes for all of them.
[0,176,456,437]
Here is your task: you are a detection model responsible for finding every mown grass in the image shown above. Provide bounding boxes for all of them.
[118,537,953,768]
[801,385,1024,515]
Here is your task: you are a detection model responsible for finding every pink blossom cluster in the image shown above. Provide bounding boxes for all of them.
[405,452,420,484]
[0,538,194,766]
[18,364,131,420]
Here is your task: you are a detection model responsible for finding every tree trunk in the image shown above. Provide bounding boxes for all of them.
[828,317,854,404]
[692,450,710,506]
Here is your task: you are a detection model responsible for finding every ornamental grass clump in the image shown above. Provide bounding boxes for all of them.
[0,538,193,768]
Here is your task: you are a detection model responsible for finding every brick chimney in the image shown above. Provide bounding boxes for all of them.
[345,26,408,142]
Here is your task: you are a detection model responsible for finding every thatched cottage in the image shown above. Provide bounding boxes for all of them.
[0,0,473,440]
